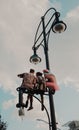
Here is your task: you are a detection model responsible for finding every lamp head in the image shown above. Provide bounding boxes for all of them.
[52,20,67,33]
[52,11,67,33]
[30,53,41,64]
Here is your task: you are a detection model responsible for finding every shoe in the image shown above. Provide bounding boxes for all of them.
[16,103,26,108]
[16,103,21,108]
[25,100,28,108]
[27,107,33,111]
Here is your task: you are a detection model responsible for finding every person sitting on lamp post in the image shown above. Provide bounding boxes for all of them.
[43,69,59,93]
[36,72,46,111]
[17,69,36,110]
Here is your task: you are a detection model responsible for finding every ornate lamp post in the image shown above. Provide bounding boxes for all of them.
[29,7,67,130]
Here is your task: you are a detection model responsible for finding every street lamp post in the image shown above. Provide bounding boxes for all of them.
[30,7,67,130]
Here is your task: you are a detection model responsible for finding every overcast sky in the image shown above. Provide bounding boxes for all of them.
[0,0,79,130]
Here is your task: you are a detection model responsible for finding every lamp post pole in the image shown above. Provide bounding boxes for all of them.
[41,16,50,69]
[30,7,67,130]
[41,16,56,130]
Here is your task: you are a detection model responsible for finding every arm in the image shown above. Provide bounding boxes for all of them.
[17,73,25,78]
[43,70,59,91]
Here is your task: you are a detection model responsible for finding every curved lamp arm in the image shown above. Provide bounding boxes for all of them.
[33,95,51,130]
[33,8,57,49]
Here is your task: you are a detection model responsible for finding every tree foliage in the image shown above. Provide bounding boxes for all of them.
[0,115,7,130]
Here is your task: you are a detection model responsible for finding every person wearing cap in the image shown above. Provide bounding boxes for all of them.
[43,69,59,92]
[36,72,46,111]
[16,69,36,111]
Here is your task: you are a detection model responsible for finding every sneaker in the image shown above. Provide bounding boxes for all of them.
[27,107,33,111]
[16,103,26,108]
[16,103,21,108]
